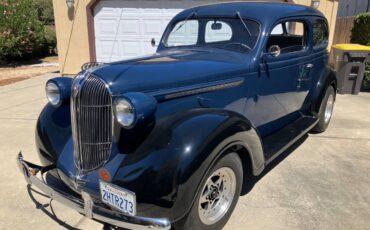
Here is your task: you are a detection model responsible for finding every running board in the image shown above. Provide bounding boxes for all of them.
[262,116,318,165]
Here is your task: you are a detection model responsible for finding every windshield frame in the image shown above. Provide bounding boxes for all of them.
[160,16,262,54]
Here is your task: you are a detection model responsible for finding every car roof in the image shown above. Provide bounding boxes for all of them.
[174,1,325,24]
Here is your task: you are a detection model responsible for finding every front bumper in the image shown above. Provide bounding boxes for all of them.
[16,152,171,230]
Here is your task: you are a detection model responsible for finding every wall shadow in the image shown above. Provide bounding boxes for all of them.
[68,6,75,21]
[241,134,309,195]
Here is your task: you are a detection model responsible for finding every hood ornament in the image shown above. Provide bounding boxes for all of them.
[81,62,105,71]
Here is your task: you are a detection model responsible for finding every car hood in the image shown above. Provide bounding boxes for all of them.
[91,49,250,95]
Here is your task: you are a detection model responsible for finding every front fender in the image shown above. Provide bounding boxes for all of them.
[112,109,264,221]
[35,103,71,165]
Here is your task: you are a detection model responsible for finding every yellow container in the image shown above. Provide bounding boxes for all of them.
[330,44,370,94]
[331,44,370,70]
[332,44,370,51]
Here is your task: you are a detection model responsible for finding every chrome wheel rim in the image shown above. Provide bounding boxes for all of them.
[324,94,334,123]
[198,167,236,225]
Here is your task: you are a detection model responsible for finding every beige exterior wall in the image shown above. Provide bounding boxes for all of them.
[54,0,339,75]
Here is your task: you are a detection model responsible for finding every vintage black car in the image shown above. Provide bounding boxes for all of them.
[17,2,336,230]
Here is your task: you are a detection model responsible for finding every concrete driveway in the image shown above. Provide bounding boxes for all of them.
[1,74,369,230]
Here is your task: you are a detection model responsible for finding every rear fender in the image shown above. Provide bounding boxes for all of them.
[311,67,337,116]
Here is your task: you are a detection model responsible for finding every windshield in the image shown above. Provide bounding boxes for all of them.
[164,17,260,53]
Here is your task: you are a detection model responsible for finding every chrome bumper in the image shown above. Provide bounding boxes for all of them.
[16,152,171,230]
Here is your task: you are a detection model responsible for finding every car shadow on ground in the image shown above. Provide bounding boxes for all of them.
[26,184,82,230]
[26,173,129,230]
[241,134,309,196]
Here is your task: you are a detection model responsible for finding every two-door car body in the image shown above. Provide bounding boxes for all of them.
[17,2,336,230]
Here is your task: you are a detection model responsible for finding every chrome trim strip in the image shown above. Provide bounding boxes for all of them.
[149,77,244,101]
[17,153,171,230]
[71,72,87,176]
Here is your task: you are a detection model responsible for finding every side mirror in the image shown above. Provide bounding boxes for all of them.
[151,38,156,47]
[268,45,281,57]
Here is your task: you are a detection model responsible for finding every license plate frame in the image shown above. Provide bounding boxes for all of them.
[99,181,136,216]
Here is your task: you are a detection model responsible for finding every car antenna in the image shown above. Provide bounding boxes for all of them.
[109,8,125,62]
[236,11,251,36]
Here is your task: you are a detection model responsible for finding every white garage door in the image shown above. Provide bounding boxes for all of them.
[94,0,228,62]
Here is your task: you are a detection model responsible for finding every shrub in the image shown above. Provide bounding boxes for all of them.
[34,0,54,25]
[351,12,370,46]
[350,12,370,90]
[364,63,370,89]
[0,0,46,64]
[44,26,57,55]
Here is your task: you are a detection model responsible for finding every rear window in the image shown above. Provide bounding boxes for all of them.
[313,19,328,49]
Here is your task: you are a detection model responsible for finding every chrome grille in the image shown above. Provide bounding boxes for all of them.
[71,74,112,172]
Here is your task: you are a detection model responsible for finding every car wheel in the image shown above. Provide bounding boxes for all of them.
[173,152,243,230]
[312,85,335,133]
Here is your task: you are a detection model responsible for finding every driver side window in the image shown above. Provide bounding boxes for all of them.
[267,20,307,55]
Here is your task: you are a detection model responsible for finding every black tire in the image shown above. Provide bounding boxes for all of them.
[312,85,335,133]
[173,152,243,230]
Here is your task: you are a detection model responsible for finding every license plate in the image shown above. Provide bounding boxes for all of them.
[100,181,136,216]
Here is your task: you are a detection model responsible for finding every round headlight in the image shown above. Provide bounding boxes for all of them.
[115,98,135,127]
[46,82,61,106]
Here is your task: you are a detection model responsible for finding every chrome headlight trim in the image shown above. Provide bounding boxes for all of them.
[46,81,61,107]
[46,77,72,108]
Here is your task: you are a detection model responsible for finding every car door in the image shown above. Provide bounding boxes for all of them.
[253,18,312,137]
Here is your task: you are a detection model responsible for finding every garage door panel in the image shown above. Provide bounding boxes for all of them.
[96,40,119,61]
[120,8,140,16]
[142,39,156,54]
[96,19,118,35]
[141,8,163,15]
[118,19,141,35]
[120,40,142,57]
[142,19,163,36]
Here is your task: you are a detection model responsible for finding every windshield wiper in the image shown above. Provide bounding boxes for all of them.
[236,11,251,36]
[174,11,197,33]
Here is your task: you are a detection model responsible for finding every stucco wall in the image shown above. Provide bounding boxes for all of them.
[53,0,339,75]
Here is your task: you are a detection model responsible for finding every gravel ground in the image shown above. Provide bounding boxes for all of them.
[0,57,59,86]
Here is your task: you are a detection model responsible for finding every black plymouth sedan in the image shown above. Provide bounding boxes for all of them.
[17,2,336,230]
